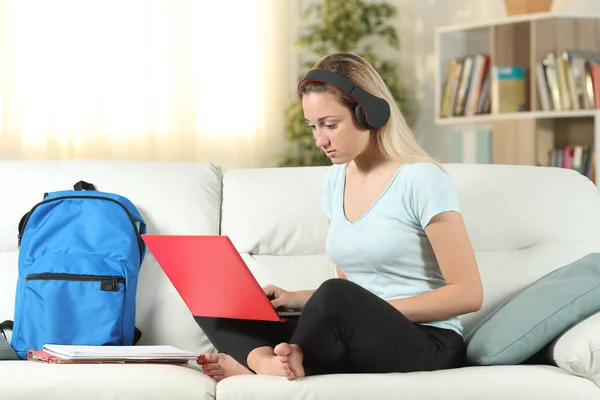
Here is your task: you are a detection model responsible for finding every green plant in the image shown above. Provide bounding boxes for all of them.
[279,0,413,167]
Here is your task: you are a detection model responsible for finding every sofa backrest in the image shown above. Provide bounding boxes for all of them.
[221,163,600,336]
[0,160,222,354]
[1,160,599,352]
[445,163,600,333]
[221,166,334,293]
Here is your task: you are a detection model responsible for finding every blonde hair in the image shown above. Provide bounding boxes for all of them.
[298,52,443,170]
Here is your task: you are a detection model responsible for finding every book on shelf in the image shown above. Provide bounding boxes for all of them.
[27,344,198,364]
[547,144,596,183]
[440,54,491,118]
[441,50,600,117]
[492,66,527,114]
[536,50,600,111]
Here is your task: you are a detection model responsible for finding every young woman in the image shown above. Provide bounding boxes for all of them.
[196,52,483,382]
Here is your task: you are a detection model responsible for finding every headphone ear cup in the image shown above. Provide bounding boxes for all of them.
[354,104,371,130]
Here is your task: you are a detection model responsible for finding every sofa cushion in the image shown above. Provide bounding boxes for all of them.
[466,253,600,365]
[0,361,215,400]
[0,160,223,356]
[441,164,600,335]
[592,371,600,388]
[220,164,600,339]
[546,310,600,379]
[215,365,600,400]
[221,167,336,292]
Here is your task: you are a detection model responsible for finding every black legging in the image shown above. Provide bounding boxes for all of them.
[195,278,466,376]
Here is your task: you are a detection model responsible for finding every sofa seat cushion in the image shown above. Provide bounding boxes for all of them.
[0,361,215,399]
[216,365,599,400]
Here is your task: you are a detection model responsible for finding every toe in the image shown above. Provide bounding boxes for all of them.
[286,370,296,381]
[282,361,295,379]
[198,352,218,364]
[202,363,220,372]
[274,343,292,357]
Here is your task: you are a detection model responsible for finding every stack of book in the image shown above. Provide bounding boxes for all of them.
[439,54,492,118]
[547,145,596,183]
[28,344,197,365]
[536,50,600,111]
[440,49,600,116]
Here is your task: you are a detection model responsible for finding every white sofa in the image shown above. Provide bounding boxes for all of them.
[1,159,599,399]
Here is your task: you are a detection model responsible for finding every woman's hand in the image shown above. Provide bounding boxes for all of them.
[263,285,314,310]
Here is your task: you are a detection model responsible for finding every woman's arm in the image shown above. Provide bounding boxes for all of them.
[289,267,346,309]
[388,211,483,323]
[327,219,347,280]
[268,219,347,310]
[264,285,315,310]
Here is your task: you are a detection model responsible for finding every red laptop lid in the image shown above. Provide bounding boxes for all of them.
[141,234,280,322]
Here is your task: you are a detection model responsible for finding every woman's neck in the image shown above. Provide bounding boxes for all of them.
[351,144,389,174]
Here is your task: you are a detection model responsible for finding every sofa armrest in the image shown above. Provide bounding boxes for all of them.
[546,311,600,386]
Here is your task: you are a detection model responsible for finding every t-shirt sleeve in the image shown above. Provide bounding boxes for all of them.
[320,166,334,220]
[408,163,461,229]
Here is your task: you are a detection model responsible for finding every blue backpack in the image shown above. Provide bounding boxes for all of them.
[9,181,146,359]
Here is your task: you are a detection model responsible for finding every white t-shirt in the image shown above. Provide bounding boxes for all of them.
[321,161,463,336]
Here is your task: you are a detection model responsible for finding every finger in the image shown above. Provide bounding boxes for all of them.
[263,284,274,295]
[271,298,281,309]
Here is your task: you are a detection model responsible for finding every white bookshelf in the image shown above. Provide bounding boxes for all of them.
[436,109,600,125]
[434,11,600,188]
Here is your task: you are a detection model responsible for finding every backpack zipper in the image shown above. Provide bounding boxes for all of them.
[18,195,143,264]
[26,273,125,292]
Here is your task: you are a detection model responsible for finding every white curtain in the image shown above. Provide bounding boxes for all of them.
[0,0,297,170]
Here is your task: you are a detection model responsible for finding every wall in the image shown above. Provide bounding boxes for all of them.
[392,0,600,162]
[295,0,600,163]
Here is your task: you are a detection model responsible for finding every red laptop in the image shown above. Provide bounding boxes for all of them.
[141,234,301,322]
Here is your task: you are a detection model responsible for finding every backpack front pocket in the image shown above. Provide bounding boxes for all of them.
[18,272,126,350]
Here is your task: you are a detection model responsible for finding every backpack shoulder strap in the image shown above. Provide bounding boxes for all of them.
[0,320,19,360]
[0,320,12,338]
[134,327,142,345]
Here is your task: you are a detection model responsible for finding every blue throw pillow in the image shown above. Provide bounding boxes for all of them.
[466,253,600,366]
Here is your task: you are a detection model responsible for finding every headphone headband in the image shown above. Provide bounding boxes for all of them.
[297,69,390,130]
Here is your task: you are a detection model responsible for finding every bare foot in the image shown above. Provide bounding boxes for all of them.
[197,352,253,382]
[274,343,305,381]
[247,346,289,377]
